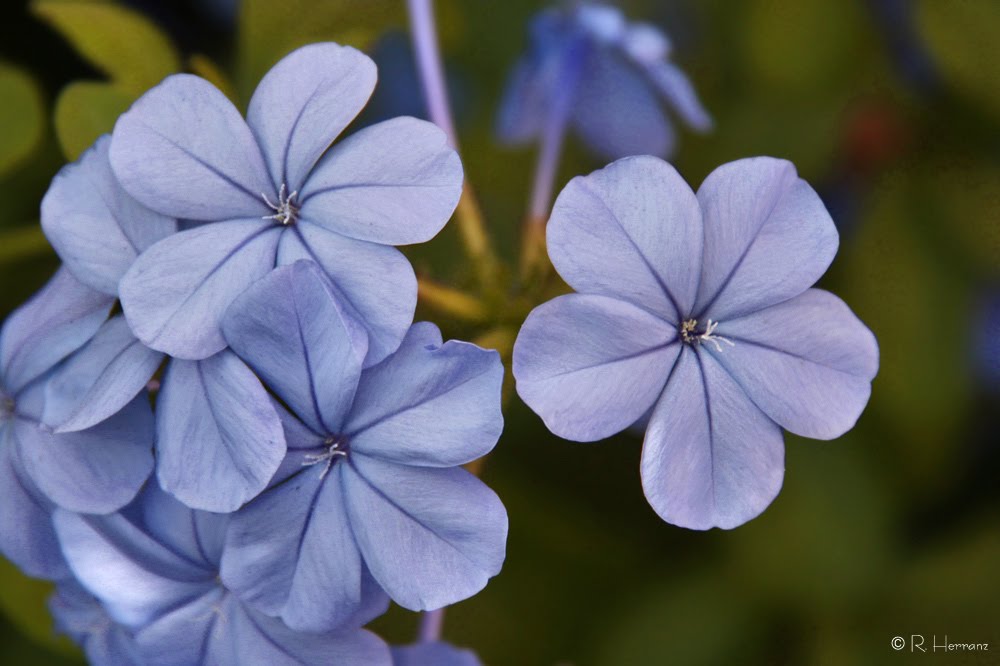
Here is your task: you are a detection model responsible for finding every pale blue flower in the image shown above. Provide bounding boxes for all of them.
[514,156,879,529]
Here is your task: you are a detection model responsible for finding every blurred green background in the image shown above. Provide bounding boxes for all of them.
[1,0,998,664]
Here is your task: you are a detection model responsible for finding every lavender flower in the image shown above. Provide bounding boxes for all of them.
[40,137,286,513]
[110,42,463,365]
[497,1,711,162]
[513,156,879,530]
[393,641,482,666]
[49,580,143,666]
[219,261,507,632]
[0,269,153,580]
[52,483,392,665]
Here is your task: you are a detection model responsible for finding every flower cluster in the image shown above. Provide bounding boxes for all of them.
[1,42,504,665]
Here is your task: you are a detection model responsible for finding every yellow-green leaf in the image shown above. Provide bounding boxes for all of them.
[0,62,45,178]
[53,81,133,161]
[32,0,180,95]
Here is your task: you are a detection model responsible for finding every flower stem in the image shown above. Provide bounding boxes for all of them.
[519,39,585,282]
[407,0,498,287]
[417,278,489,322]
[418,607,445,643]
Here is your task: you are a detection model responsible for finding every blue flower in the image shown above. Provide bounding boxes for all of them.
[513,156,879,530]
[52,483,392,665]
[393,641,482,666]
[110,42,463,365]
[218,261,508,632]
[0,268,153,579]
[497,2,711,161]
[49,579,143,666]
[40,136,287,513]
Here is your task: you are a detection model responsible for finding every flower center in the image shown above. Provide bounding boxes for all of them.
[0,392,14,422]
[680,318,735,353]
[261,183,299,226]
[301,435,348,479]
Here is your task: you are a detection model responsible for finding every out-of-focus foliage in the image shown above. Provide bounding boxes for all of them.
[1,0,999,664]
[0,62,44,178]
[917,0,1000,119]
[237,0,401,98]
[32,0,181,159]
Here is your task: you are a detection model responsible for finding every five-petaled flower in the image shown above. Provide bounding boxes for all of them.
[111,42,463,366]
[218,261,508,632]
[514,155,879,530]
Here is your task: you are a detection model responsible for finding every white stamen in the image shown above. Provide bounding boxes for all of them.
[261,183,299,226]
[680,318,735,353]
[699,319,735,353]
[301,438,347,479]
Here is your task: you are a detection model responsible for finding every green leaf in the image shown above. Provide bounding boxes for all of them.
[918,0,1000,119]
[32,0,180,95]
[53,81,133,161]
[0,226,52,265]
[0,558,79,658]
[0,62,45,178]
[237,0,401,98]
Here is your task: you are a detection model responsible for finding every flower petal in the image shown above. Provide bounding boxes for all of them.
[645,61,713,132]
[139,484,229,569]
[110,74,271,220]
[41,136,177,295]
[640,348,785,530]
[344,454,508,611]
[221,464,368,632]
[513,294,679,442]
[693,157,839,320]
[346,324,504,467]
[138,591,389,666]
[53,508,214,628]
[571,48,675,160]
[49,581,143,666]
[0,268,114,394]
[223,260,368,434]
[43,316,164,433]
[547,156,703,323]
[299,117,462,245]
[156,351,285,512]
[16,395,154,514]
[277,222,416,367]
[0,432,67,579]
[706,289,879,440]
[393,642,482,666]
[247,43,377,193]
[119,220,281,360]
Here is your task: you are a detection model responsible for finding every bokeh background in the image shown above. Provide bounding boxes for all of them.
[1,0,998,664]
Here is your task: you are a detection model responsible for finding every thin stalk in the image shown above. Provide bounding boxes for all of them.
[417,278,489,322]
[418,607,445,643]
[407,0,498,286]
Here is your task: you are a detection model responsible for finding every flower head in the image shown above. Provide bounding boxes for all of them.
[52,483,392,665]
[218,260,508,632]
[110,42,463,364]
[513,156,879,529]
[497,1,712,161]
